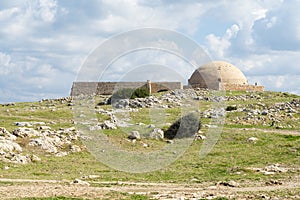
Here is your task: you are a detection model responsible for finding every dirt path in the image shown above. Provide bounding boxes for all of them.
[1,178,300,199]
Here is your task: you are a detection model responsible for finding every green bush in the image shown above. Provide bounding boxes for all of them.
[131,87,150,99]
[108,87,150,105]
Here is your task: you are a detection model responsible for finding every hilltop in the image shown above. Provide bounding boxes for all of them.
[0,89,299,199]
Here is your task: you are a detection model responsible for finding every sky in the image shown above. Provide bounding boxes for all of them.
[0,0,299,103]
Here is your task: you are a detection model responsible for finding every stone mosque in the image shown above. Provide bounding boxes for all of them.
[188,61,264,91]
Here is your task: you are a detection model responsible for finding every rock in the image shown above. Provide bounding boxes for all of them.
[30,154,41,162]
[70,145,81,153]
[10,154,30,164]
[0,139,22,153]
[219,180,239,187]
[32,122,46,126]
[264,164,288,173]
[81,175,100,179]
[164,113,200,139]
[247,137,258,143]
[265,180,282,185]
[55,152,68,157]
[89,125,102,131]
[166,140,174,144]
[39,126,51,130]
[149,128,164,140]
[226,105,237,111]
[29,137,59,154]
[128,131,141,140]
[3,166,9,170]
[261,110,268,115]
[0,127,16,140]
[0,127,10,136]
[71,179,90,186]
[15,122,32,127]
[12,128,40,138]
[148,124,155,128]
[195,134,206,140]
[101,120,117,129]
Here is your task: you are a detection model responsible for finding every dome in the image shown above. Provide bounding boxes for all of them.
[188,61,248,90]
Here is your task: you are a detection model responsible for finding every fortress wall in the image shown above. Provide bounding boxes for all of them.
[150,82,183,93]
[96,82,147,95]
[70,81,182,96]
[220,83,264,92]
[70,82,98,96]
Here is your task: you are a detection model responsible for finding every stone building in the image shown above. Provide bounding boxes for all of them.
[188,61,264,91]
[70,81,182,96]
[70,61,264,96]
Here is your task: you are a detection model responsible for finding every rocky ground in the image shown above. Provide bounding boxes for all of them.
[0,89,299,199]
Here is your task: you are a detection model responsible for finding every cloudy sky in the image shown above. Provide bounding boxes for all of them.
[0,0,299,102]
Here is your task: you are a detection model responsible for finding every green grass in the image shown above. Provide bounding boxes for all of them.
[0,90,299,192]
[1,129,299,184]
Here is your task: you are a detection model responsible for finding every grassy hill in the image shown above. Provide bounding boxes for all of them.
[0,90,299,199]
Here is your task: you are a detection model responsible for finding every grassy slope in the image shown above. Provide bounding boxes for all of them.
[0,91,299,199]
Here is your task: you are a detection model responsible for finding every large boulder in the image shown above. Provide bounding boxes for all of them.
[164,112,201,139]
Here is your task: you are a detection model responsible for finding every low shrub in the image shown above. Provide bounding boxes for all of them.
[107,87,150,105]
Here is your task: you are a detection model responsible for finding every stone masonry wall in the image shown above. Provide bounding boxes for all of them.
[220,83,264,92]
[70,81,182,96]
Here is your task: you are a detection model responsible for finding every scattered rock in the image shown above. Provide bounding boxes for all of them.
[71,179,90,186]
[128,131,141,140]
[149,128,164,140]
[226,105,237,111]
[3,166,9,170]
[0,127,16,140]
[81,175,100,179]
[15,122,32,127]
[100,120,117,129]
[265,180,282,185]
[12,128,40,138]
[55,152,68,157]
[248,164,289,175]
[39,126,51,130]
[219,180,239,187]
[0,139,22,153]
[30,154,41,162]
[247,137,258,143]
[70,145,81,153]
[195,134,207,140]
[10,154,30,164]
[29,137,59,154]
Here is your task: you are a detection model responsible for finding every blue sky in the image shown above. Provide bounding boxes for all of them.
[0,0,299,102]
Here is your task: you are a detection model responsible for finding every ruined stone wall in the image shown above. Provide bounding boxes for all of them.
[186,83,264,92]
[150,82,183,93]
[70,82,98,96]
[220,83,264,92]
[70,81,182,96]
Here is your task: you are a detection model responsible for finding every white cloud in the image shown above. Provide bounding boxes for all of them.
[0,52,14,75]
[206,24,240,58]
[252,3,300,51]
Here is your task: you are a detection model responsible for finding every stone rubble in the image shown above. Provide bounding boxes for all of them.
[0,125,82,164]
[248,164,289,175]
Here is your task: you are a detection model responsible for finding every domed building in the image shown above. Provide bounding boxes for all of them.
[188,61,264,91]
